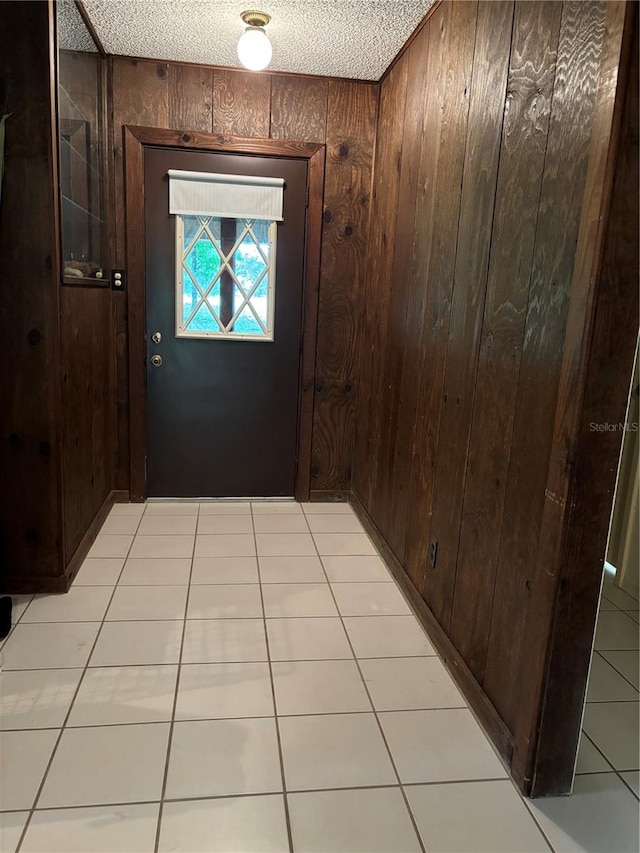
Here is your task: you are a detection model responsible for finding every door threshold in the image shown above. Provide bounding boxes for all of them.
[146,496,296,502]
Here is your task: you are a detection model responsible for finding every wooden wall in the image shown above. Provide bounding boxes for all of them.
[353,0,631,795]
[0,1,64,589]
[109,59,378,498]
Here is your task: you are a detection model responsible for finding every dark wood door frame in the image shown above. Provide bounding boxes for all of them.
[123,125,325,501]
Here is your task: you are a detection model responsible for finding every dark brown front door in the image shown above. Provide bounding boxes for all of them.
[144,147,308,497]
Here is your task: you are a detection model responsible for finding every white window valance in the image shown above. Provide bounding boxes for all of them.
[167,170,285,221]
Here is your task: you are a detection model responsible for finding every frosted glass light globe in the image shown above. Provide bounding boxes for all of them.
[237,26,272,71]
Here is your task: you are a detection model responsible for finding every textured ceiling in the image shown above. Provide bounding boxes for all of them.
[70,0,436,81]
[58,0,98,52]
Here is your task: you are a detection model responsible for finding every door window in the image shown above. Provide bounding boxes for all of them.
[175,215,276,341]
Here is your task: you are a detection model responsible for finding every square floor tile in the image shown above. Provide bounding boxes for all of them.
[256,533,316,557]
[302,503,353,515]
[0,729,59,810]
[106,585,188,621]
[67,665,178,726]
[600,650,639,689]
[21,804,160,853]
[259,556,326,584]
[2,623,101,670]
[199,502,251,514]
[252,502,302,514]
[145,502,198,515]
[380,709,507,783]
[313,533,376,556]
[527,773,640,853]
[159,795,288,853]
[87,534,134,559]
[332,583,411,616]
[266,617,353,661]
[137,515,197,535]
[594,610,639,650]
[289,787,421,853]
[575,733,613,774]
[272,660,371,715]
[262,584,337,618]
[407,780,549,853]
[119,558,191,586]
[39,723,170,808]
[175,662,274,720]
[343,616,435,658]
[109,503,146,517]
[0,812,29,853]
[191,556,259,585]
[194,534,255,558]
[582,701,639,770]
[360,657,465,711]
[197,515,254,535]
[182,619,267,663]
[0,669,82,730]
[74,557,125,586]
[306,514,364,534]
[22,588,112,623]
[253,514,310,534]
[279,713,396,790]
[602,582,639,611]
[620,770,639,798]
[99,515,141,535]
[322,555,390,583]
[90,621,183,667]
[586,653,638,701]
[129,535,195,559]
[165,718,282,798]
[187,584,263,619]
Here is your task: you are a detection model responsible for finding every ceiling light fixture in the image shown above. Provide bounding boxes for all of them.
[237,10,272,72]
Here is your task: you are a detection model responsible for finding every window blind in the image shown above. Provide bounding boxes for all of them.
[167,170,285,221]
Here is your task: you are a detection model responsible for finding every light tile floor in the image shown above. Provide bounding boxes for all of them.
[0,501,637,852]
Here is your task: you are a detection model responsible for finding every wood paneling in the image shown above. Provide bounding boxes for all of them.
[353,0,631,795]
[311,81,377,492]
[212,69,270,138]
[450,0,563,680]
[270,76,328,143]
[169,63,212,132]
[0,1,64,588]
[111,58,377,497]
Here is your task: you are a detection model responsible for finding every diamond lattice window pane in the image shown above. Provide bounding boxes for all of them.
[233,305,263,335]
[186,236,221,288]
[176,214,275,341]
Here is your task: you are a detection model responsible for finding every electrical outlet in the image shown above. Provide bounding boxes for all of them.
[429,537,438,568]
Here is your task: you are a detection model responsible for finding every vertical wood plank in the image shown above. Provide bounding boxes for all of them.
[483,0,610,730]
[169,63,213,133]
[373,24,431,544]
[270,76,328,142]
[399,1,478,580]
[311,81,377,493]
[112,58,168,492]
[212,69,271,137]
[450,0,563,680]
[352,54,408,510]
[423,0,515,630]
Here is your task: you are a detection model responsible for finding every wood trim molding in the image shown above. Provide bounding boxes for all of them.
[123,125,325,501]
[350,489,516,777]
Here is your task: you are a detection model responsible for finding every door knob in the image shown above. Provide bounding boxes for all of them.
[150,354,163,367]
[151,331,162,343]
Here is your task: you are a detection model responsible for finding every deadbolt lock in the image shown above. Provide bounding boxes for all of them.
[150,354,163,367]
[151,331,162,343]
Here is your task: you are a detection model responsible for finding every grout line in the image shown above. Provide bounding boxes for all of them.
[300,508,429,853]
[14,506,148,853]
[594,650,640,694]
[153,502,200,853]
[580,730,640,802]
[251,502,295,853]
